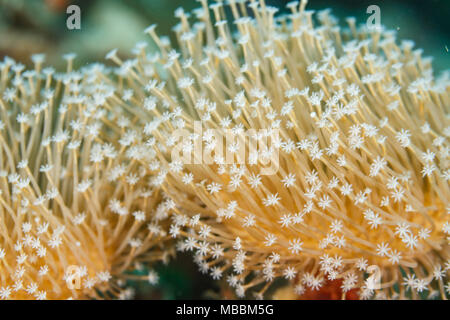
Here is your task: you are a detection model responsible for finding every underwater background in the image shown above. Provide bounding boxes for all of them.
[0,0,448,299]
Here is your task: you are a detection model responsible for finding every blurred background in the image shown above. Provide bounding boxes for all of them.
[0,0,448,299]
[0,0,448,70]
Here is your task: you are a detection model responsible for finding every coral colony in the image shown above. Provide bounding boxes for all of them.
[0,0,449,300]
[0,54,174,299]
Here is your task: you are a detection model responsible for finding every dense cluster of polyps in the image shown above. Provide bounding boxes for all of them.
[0,55,174,299]
[120,0,448,299]
[0,0,449,300]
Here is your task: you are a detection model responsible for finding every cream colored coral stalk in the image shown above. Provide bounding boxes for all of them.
[0,54,173,299]
[108,0,450,299]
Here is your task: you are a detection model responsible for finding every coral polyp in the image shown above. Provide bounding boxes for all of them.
[0,55,173,299]
[0,0,448,300]
[110,0,449,299]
